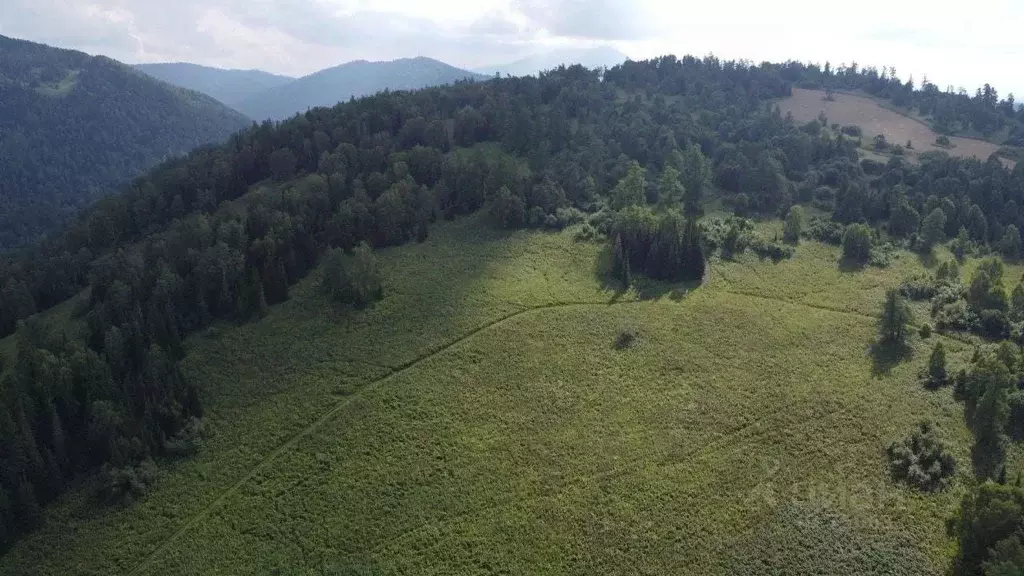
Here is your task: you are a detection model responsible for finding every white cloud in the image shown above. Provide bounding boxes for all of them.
[2,0,1024,96]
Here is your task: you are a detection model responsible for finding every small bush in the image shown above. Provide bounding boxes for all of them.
[587,209,614,236]
[868,244,897,268]
[614,327,638,350]
[899,275,937,301]
[163,417,205,458]
[919,323,932,338]
[99,459,159,505]
[749,237,795,262]
[886,421,956,492]
[805,217,845,245]
[935,300,977,332]
[935,135,951,147]
[572,222,600,243]
[841,125,862,137]
[554,207,585,229]
[860,159,884,175]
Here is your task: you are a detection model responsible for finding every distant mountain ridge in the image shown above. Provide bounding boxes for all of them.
[475,46,629,77]
[134,62,294,109]
[0,35,250,247]
[234,56,489,120]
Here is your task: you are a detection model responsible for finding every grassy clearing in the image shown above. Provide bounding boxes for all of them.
[780,88,1004,163]
[0,218,984,575]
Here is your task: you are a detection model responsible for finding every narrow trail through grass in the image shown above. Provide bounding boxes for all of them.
[125,297,647,576]
[127,258,952,575]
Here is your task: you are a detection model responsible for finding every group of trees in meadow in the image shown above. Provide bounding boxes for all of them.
[891,255,1024,574]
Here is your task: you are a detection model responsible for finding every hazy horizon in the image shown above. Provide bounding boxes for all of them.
[3,0,1024,97]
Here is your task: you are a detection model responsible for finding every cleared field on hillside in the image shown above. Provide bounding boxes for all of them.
[780,88,1002,161]
[0,217,979,575]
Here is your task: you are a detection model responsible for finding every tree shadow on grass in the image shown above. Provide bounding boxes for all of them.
[837,256,867,273]
[870,339,913,377]
[916,250,938,269]
[593,243,704,302]
[971,438,1006,481]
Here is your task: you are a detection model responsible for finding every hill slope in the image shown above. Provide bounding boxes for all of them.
[0,218,975,575]
[6,54,1024,574]
[0,35,250,247]
[134,62,293,109]
[236,57,487,120]
[475,46,629,76]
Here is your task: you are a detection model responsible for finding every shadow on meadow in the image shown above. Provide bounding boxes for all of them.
[869,339,913,377]
[593,242,705,303]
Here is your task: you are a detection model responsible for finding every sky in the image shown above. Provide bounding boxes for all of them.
[3,0,1024,97]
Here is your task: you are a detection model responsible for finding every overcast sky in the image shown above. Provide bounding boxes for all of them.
[3,0,1024,97]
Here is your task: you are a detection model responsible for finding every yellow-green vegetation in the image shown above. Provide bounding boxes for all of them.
[1,216,982,575]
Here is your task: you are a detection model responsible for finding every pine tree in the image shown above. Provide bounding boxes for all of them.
[927,341,948,387]
[879,289,913,347]
[783,206,804,244]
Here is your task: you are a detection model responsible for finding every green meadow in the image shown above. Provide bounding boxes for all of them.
[0,216,982,575]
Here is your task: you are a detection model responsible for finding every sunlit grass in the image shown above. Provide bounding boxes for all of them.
[0,218,985,575]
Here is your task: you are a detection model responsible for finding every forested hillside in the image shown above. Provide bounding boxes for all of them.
[5,53,1024,572]
[234,56,488,120]
[134,62,293,109]
[0,35,250,248]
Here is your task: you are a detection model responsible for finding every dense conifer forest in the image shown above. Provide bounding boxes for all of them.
[0,35,250,248]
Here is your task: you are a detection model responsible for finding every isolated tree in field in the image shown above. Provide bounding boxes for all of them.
[658,165,685,207]
[321,243,383,308]
[842,223,872,265]
[1000,225,1022,260]
[783,205,803,244]
[926,341,948,387]
[920,207,947,252]
[677,144,711,217]
[879,288,913,347]
[611,161,647,210]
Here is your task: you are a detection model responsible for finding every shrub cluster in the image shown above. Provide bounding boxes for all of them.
[886,421,957,492]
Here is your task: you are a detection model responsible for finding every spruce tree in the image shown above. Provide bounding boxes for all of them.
[927,341,948,387]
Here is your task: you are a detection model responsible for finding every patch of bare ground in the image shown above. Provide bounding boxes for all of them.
[780,88,1006,164]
